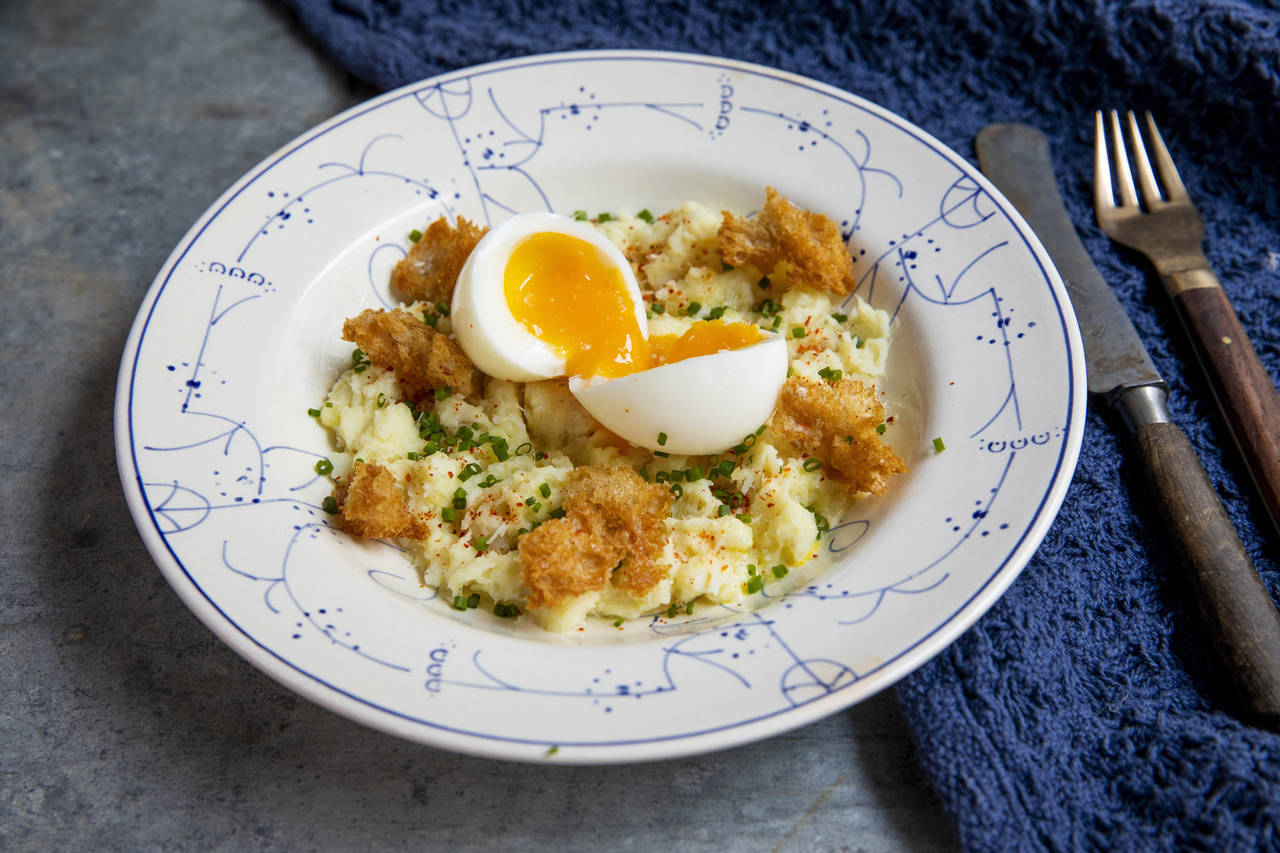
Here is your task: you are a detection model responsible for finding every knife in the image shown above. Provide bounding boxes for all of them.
[975,122,1280,729]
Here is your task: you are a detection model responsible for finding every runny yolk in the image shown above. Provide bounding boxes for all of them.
[649,320,765,366]
[504,232,649,379]
[504,231,766,379]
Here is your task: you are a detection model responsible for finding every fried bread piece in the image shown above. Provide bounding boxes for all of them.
[518,466,674,610]
[719,187,856,296]
[391,215,487,304]
[333,461,430,539]
[770,375,906,495]
[341,307,480,401]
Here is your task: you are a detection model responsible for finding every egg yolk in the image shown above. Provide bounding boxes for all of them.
[504,232,650,379]
[649,320,765,366]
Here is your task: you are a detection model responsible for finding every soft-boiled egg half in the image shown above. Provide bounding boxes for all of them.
[451,212,788,454]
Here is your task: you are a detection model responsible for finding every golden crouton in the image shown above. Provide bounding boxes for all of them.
[770,375,906,495]
[333,461,430,539]
[391,215,487,304]
[719,187,856,296]
[518,466,673,610]
[341,307,480,401]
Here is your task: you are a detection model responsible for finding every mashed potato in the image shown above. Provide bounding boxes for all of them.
[317,199,900,632]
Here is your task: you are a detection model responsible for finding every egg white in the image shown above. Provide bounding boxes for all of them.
[450,212,647,383]
[569,333,789,455]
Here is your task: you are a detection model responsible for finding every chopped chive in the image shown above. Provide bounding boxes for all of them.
[685,601,694,615]
[685,301,702,316]
[832,312,848,323]
[515,441,533,456]
[490,437,510,461]
[458,462,482,482]
[738,514,752,524]
[434,386,451,401]
[786,366,794,377]
[668,469,683,483]
[717,504,731,517]
[670,483,683,498]
[792,326,806,339]
[614,617,625,627]
[596,212,612,222]
[479,474,500,488]
[441,507,459,523]
[746,575,765,594]
[933,437,947,452]
[772,564,789,578]
[539,483,551,498]
[452,595,467,611]
[685,466,704,481]
[654,450,669,458]
[747,564,757,576]
[314,458,334,476]
[657,431,668,446]
[408,229,423,243]
[652,304,665,315]
[527,500,541,513]
[424,314,439,327]
[706,305,727,320]
[473,537,488,552]
[855,336,865,348]
[376,392,387,408]
[637,208,654,223]
[717,460,735,477]
[755,424,767,436]
[421,441,438,456]
[546,746,559,756]
[435,300,450,316]
[876,423,887,434]
[307,407,321,417]
[406,451,420,461]
[757,275,771,289]
[802,458,823,472]
[451,487,467,509]
[654,471,670,484]
[771,316,781,331]
[549,507,566,519]
[467,593,480,609]
[722,262,733,272]
[814,512,830,533]
[638,466,651,482]
[572,210,588,221]
[665,603,678,619]
[321,496,339,514]
[325,401,333,408]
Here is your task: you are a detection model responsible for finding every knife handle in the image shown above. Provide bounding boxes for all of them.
[1133,416,1280,728]
[1168,267,1280,539]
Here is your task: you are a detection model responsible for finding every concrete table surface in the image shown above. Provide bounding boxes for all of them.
[0,1,958,849]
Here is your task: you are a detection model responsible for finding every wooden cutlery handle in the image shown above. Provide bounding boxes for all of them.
[1168,268,1280,538]
[1135,419,1280,728]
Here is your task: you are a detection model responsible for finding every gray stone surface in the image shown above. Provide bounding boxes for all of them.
[0,1,958,849]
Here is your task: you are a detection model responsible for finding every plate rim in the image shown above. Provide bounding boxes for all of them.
[114,48,1086,763]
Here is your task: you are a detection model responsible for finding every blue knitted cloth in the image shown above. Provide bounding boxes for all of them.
[277,1,1280,848]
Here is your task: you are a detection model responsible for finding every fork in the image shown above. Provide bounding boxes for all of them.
[1095,109,1280,539]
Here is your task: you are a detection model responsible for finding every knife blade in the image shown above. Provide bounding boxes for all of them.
[975,122,1280,730]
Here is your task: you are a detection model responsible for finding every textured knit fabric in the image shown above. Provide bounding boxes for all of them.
[276,1,1280,849]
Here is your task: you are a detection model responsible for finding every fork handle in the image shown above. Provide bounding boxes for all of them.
[1167,267,1280,538]
[1129,409,1280,728]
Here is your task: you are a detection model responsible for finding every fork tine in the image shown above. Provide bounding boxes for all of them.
[1125,110,1163,208]
[1093,110,1116,212]
[1107,109,1139,208]
[1141,111,1189,202]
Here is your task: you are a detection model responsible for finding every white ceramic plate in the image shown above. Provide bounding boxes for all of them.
[115,51,1085,763]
